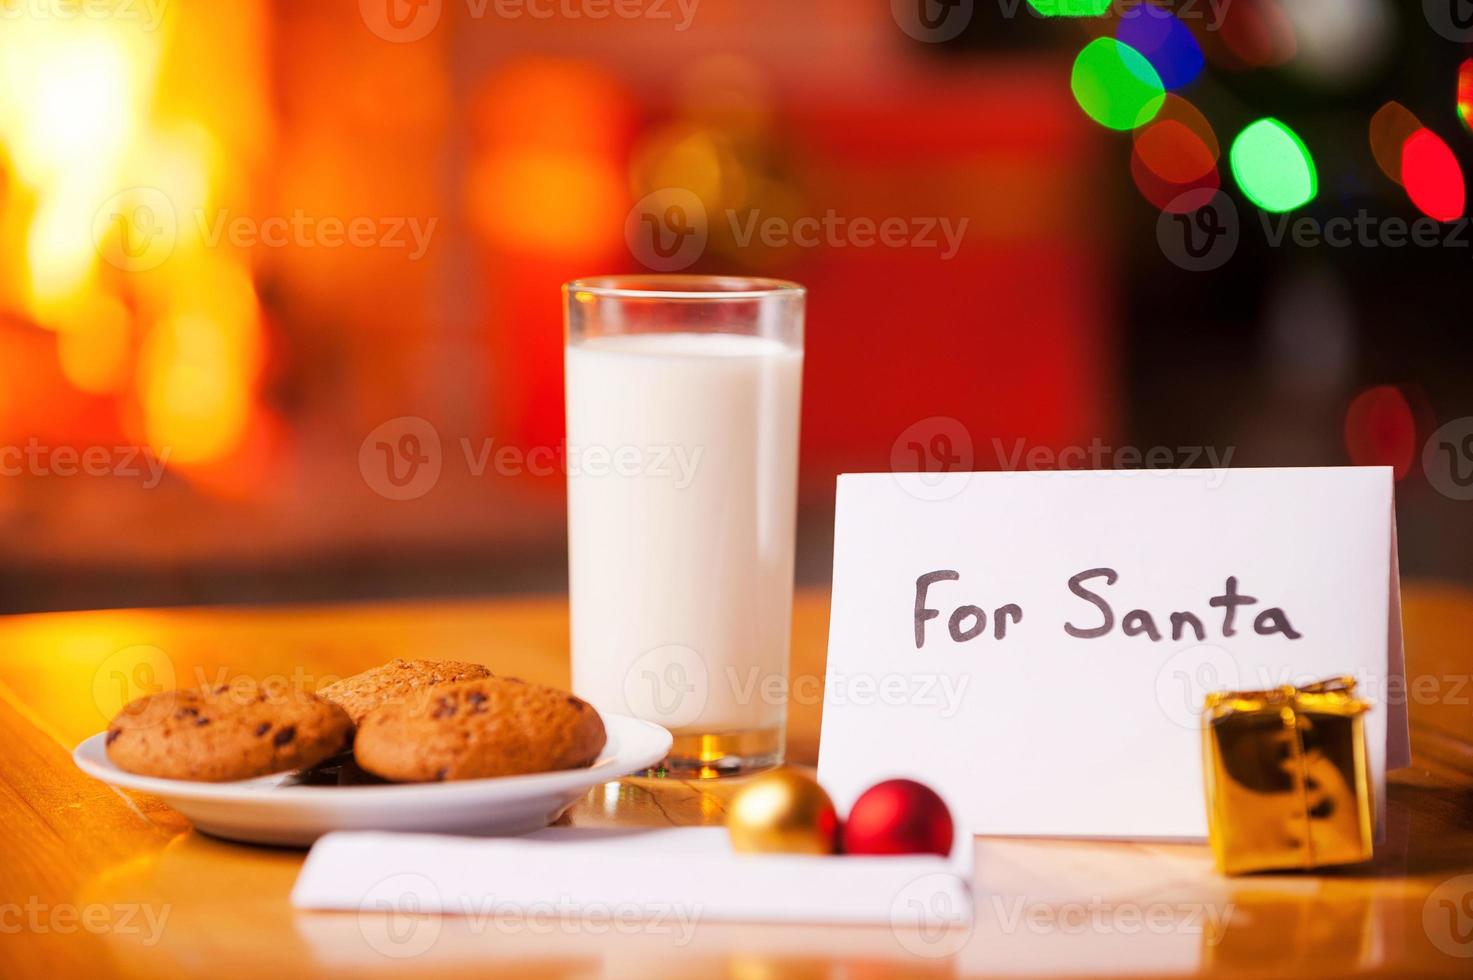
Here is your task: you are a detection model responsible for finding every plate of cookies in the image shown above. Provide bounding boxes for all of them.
[72,659,672,846]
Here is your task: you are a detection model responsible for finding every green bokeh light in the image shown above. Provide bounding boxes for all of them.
[1027,0,1113,14]
[1229,118,1318,213]
[1070,39,1166,132]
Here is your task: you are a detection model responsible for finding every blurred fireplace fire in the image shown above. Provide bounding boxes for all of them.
[0,1,272,484]
[0,2,1109,612]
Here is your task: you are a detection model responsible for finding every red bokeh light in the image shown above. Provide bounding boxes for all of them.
[1130,150,1220,213]
[1401,128,1465,222]
[1344,385,1417,479]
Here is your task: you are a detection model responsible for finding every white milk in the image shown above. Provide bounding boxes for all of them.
[565,332,803,736]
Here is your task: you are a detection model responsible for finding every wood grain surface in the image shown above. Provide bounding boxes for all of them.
[1,586,1471,978]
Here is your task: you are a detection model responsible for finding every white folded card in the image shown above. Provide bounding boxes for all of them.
[818,466,1407,840]
[292,827,972,927]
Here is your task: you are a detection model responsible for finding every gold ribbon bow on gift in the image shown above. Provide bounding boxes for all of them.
[1201,676,1374,875]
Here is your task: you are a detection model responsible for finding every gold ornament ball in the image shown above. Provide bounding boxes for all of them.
[727,768,839,855]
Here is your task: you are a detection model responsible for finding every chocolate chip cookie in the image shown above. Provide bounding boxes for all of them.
[353,676,606,782]
[318,658,492,724]
[106,684,353,782]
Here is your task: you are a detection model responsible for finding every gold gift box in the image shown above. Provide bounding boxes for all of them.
[1201,676,1373,875]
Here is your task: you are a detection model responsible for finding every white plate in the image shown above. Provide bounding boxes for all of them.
[73,713,672,846]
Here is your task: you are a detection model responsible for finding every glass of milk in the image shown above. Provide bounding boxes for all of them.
[563,276,804,777]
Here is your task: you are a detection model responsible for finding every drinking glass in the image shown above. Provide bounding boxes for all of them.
[563,275,805,776]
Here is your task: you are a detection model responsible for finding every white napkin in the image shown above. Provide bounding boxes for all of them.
[292,826,973,927]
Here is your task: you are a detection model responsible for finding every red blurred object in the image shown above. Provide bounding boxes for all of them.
[842,778,955,857]
[1401,129,1466,222]
[789,66,1113,494]
[1459,58,1473,131]
[1131,150,1221,213]
[1210,0,1297,71]
[1130,99,1221,213]
[1344,385,1416,479]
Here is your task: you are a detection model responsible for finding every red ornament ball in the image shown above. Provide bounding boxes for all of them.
[842,778,954,857]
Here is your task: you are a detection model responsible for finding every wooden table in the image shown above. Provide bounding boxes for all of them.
[2,585,1471,978]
